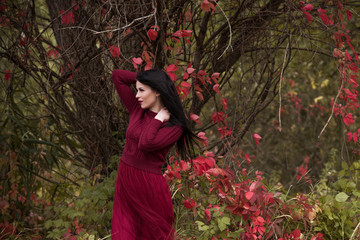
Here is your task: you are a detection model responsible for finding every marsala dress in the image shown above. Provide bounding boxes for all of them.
[111,70,183,240]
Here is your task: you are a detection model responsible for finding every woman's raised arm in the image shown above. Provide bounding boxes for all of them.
[112,70,138,114]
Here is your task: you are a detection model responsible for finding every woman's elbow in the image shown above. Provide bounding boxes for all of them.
[137,142,155,152]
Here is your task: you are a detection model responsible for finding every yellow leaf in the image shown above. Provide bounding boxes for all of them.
[321,79,329,88]
[314,96,323,103]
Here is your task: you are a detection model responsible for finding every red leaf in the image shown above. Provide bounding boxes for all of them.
[245,192,254,201]
[181,81,191,88]
[206,152,215,159]
[319,13,330,25]
[253,133,262,145]
[195,91,204,101]
[333,48,342,58]
[213,83,220,95]
[168,72,177,82]
[250,181,262,192]
[109,45,120,58]
[257,216,265,223]
[244,154,251,165]
[172,30,193,39]
[347,10,353,21]
[179,160,189,171]
[302,4,313,11]
[345,50,352,61]
[182,30,193,38]
[348,75,359,88]
[147,29,157,41]
[183,198,196,209]
[4,70,11,82]
[183,72,189,80]
[201,0,216,12]
[46,49,59,58]
[205,208,211,221]
[211,111,224,124]
[190,113,202,125]
[197,70,207,76]
[132,57,143,71]
[60,10,75,25]
[291,229,301,238]
[206,168,220,176]
[204,159,214,170]
[194,84,203,92]
[197,132,208,146]
[221,98,228,112]
[166,64,178,72]
[147,26,159,41]
[211,72,220,83]
[303,11,313,23]
[197,70,207,86]
[144,62,153,71]
[197,131,206,139]
[317,8,327,14]
[347,132,358,144]
[343,113,355,126]
[187,67,196,74]
[132,57,143,65]
[72,1,79,11]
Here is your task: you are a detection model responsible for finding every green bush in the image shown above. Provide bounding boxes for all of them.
[311,149,360,240]
[43,168,117,239]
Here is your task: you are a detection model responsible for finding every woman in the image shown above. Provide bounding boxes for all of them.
[111,69,196,239]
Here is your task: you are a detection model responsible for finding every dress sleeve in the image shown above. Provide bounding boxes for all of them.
[112,70,138,114]
[138,119,183,152]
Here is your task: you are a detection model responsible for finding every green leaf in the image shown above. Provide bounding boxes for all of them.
[314,227,323,231]
[346,181,356,190]
[222,216,230,225]
[335,192,349,202]
[334,179,347,190]
[341,161,348,170]
[353,190,360,198]
[195,221,209,231]
[44,220,53,229]
[217,216,230,232]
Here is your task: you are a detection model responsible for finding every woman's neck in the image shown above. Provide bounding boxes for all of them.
[150,103,164,113]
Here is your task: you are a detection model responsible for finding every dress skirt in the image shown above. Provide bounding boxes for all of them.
[111,162,175,240]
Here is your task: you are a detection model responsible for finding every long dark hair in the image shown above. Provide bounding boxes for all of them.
[136,68,198,158]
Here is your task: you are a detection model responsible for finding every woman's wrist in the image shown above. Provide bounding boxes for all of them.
[154,115,164,122]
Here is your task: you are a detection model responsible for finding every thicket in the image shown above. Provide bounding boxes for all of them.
[1,0,359,239]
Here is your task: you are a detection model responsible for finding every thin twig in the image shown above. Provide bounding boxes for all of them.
[215,1,233,59]
[58,11,157,35]
[278,41,290,132]
[318,75,344,138]
[350,221,360,240]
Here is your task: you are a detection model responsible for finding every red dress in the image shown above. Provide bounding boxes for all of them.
[111,70,183,240]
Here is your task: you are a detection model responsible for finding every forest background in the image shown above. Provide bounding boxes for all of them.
[0,0,359,239]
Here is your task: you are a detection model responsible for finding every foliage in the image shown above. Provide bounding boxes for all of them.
[166,148,359,240]
[1,0,360,239]
[43,168,116,239]
[311,149,360,240]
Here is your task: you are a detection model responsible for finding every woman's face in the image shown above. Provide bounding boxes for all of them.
[135,81,162,112]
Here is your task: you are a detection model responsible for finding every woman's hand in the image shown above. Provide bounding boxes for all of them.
[155,108,170,122]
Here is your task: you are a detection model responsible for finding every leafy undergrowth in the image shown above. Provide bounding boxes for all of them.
[166,149,360,240]
[1,149,359,239]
